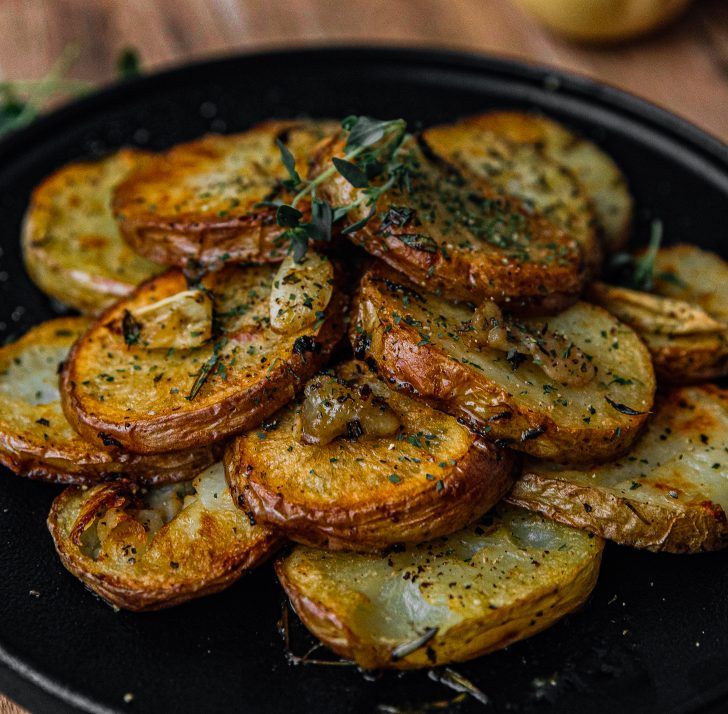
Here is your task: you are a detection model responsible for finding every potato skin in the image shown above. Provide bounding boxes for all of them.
[226,362,518,551]
[48,467,281,611]
[591,244,728,383]
[353,265,655,462]
[316,134,587,315]
[0,317,217,485]
[113,120,339,269]
[645,334,728,384]
[508,472,727,553]
[421,118,602,276]
[60,266,347,454]
[22,149,162,314]
[508,386,728,553]
[456,112,633,252]
[276,509,603,669]
[0,433,219,487]
[278,559,601,669]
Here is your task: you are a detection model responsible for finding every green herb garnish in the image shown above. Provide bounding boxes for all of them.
[271,116,408,262]
[116,47,141,79]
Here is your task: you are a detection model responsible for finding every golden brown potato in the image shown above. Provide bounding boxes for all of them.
[0,317,216,485]
[353,264,655,462]
[226,361,518,551]
[457,112,633,251]
[48,462,280,611]
[591,244,728,382]
[113,120,339,269]
[422,118,602,273]
[276,506,603,669]
[316,133,588,314]
[22,149,163,314]
[61,260,347,454]
[509,385,728,553]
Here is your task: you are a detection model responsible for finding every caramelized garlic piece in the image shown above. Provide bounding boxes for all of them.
[270,252,334,334]
[300,375,401,446]
[82,482,194,561]
[467,300,596,386]
[126,289,213,350]
[591,282,726,336]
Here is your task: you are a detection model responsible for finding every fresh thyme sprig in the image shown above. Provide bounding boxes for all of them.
[0,46,89,137]
[607,218,666,292]
[0,45,142,138]
[271,116,409,262]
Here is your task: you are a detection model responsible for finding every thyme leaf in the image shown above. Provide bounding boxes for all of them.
[276,137,301,185]
[276,204,303,228]
[605,396,646,416]
[311,198,333,241]
[391,627,438,661]
[187,339,227,400]
[332,157,369,188]
[116,47,141,79]
[121,310,142,346]
[344,116,399,150]
[608,219,663,291]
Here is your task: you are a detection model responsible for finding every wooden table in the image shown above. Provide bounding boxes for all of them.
[0,0,726,711]
[1,0,726,141]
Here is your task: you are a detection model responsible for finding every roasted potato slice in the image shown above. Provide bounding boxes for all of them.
[61,259,346,454]
[113,119,339,269]
[353,265,655,462]
[422,118,601,273]
[458,112,633,251]
[317,133,588,313]
[22,149,163,314]
[48,462,280,611]
[226,361,518,551]
[592,245,728,382]
[0,317,215,484]
[509,386,728,553]
[276,506,603,669]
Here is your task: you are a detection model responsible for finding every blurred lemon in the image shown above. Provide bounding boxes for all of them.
[513,0,693,42]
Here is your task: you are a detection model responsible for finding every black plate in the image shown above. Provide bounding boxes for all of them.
[0,47,727,714]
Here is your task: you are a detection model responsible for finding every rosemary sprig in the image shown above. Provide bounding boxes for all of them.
[271,116,408,262]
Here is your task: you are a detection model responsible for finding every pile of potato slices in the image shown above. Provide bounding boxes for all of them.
[6,111,724,669]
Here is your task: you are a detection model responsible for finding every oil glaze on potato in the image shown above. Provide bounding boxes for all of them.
[450,112,633,251]
[226,361,518,551]
[0,318,215,485]
[422,118,602,273]
[317,133,588,313]
[22,149,163,314]
[113,120,339,269]
[509,386,728,552]
[353,264,655,462]
[48,463,280,611]
[61,264,346,453]
[276,507,603,669]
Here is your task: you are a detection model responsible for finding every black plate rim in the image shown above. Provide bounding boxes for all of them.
[0,44,726,167]
[1,44,727,714]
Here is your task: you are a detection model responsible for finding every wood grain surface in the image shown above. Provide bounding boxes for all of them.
[0,0,726,140]
[0,0,726,711]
